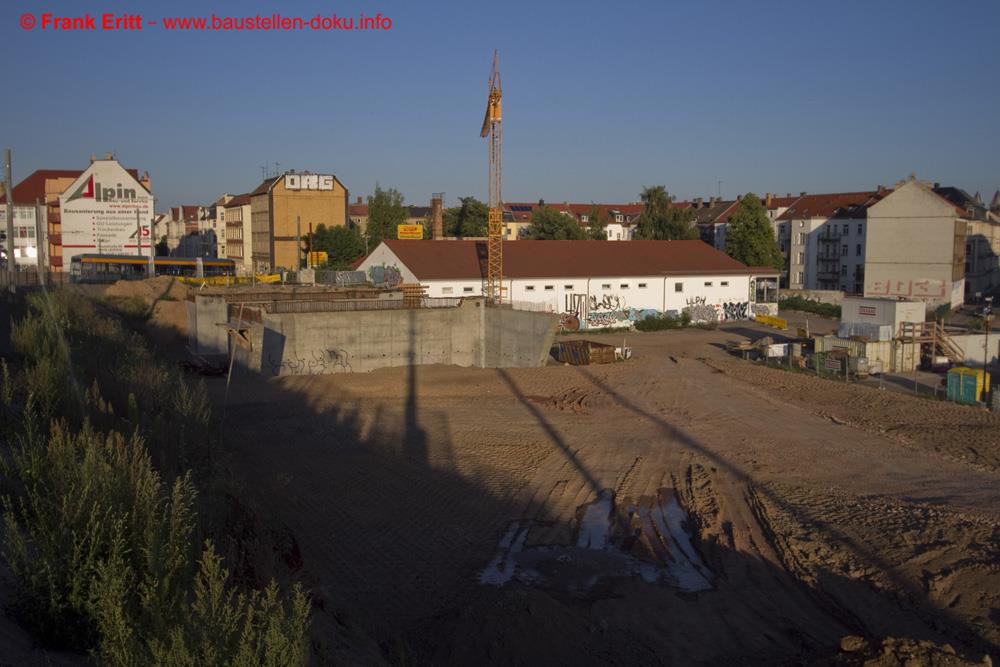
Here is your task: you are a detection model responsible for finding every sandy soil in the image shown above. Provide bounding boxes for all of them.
[214,323,1000,665]
[103,276,190,341]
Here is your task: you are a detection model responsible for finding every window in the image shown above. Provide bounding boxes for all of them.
[796,271,804,284]
[721,281,729,286]
[564,284,573,290]
[442,287,453,294]
[841,244,848,256]
[601,283,611,290]
[704,281,713,287]
[796,252,804,265]
[463,286,474,293]
[797,232,806,244]
[620,283,629,289]
[674,282,683,292]
[855,244,861,257]
[857,223,863,234]
[638,283,647,289]
[525,285,535,292]
[544,285,554,291]
[842,224,849,235]
[580,215,589,223]
[615,214,624,223]
[798,221,805,228]
[841,265,847,276]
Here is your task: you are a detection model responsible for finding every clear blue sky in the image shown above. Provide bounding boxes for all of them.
[3,0,999,209]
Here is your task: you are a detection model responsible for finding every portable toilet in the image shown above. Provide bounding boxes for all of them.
[947,367,990,405]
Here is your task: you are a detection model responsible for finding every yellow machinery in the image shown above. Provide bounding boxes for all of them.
[480,50,503,303]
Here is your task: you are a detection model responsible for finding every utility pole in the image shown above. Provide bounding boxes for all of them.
[34,198,45,287]
[295,216,301,270]
[984,297,993,403]
[4,149,15,294]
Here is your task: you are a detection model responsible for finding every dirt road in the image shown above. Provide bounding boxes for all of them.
[217,325,1000,665]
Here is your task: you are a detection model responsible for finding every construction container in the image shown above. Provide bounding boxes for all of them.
[840,297,925,334]
[551,340,617,365]
[946,367,990,405]
[848,356,869,378]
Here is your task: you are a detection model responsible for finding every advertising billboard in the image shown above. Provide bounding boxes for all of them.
[59,160,152,266]
[397,224,423,240]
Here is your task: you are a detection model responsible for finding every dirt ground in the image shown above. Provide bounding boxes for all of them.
[213,322,1000,665]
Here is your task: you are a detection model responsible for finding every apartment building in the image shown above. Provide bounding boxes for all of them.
[223,193,252,274]
[777,192,880,292]
[250,171,349,272]
[865,179,978,309]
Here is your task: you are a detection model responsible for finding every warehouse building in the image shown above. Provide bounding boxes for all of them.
[357,239,779,330]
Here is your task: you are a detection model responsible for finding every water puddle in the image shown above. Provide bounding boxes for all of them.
[479,488,713,593]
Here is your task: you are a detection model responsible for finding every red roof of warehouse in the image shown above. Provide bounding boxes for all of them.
[378,239,760,279]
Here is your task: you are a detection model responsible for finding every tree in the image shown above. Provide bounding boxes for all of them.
[366,185,407,247]
[634,186,698,240]
[724,193,783,269]
[442,197,488,237]
[311,223,366,269]
[585,205,607,240]
[525,207,586,240]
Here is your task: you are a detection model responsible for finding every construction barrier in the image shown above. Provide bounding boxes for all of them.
[755,314,788,330]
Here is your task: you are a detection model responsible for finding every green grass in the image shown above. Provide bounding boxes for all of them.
[778,296,841,319]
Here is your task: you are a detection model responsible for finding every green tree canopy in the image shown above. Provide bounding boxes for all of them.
[311,223,366,269]
[586,205,607,240]
[442,197,488,237]
[724,193,783,270]
[634,186,698,240]
[366,185,407,247]
[525,207,586,240]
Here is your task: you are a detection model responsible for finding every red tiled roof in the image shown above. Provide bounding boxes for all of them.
[0,168,141,204]
[349,204,369,216]
[502,202,650,225]
[223,193,252,208]
[377,239,757,280]
[170,205,202,221]
[249,176,280,197]
[776,192,880,220]
[765,196,799,209]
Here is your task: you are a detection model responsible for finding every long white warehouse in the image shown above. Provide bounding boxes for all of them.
[357,240,779,330]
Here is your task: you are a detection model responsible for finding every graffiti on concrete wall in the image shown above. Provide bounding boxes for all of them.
[721,301,749,320]
[753,303,776,316]
[589,294,624,312]
[560,293,588,331]
[367,264,403,288]
[266,348,353,376]
[685,304,718,323]
[869,278,946,298]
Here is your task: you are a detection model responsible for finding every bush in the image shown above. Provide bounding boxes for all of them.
[1,289,311,664]
[778,296,841,319]
[635,311,690,331]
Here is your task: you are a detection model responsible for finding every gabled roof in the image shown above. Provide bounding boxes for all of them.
[933,186,988,220]
[249,176,281,197]
[349,203,369,217]
[170,205,202,221]
[691,200,737,225]
[776,192,880,221]
[223,193,252,208]
[375,239,758,280]
[0,167,141,204]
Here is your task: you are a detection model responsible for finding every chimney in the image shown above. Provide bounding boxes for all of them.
[800,191,806,197]
[356,196,362,205]
[786,193,792,198]
[141,171,151,192]
[736,194,743,202]
[105,151,114,160]
[765,193,773,207]
[431,193,444,240]
[90,153,97,164]
[538,198,545,207]
[933,182,940,189]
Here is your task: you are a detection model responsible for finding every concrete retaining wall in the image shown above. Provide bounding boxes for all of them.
[211,297,558,376]
[949,332,1000,368]
[782,289,846,305]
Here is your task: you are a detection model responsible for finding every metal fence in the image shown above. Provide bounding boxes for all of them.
[0,269,72,288]
[263,296,463,314]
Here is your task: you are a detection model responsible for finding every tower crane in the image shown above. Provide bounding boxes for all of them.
[480,50,503,304]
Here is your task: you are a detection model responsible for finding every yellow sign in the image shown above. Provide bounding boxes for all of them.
[397,224,424,240]
[308,251,328,267]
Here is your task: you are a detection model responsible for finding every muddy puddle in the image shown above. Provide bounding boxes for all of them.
[480,488,712,593]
